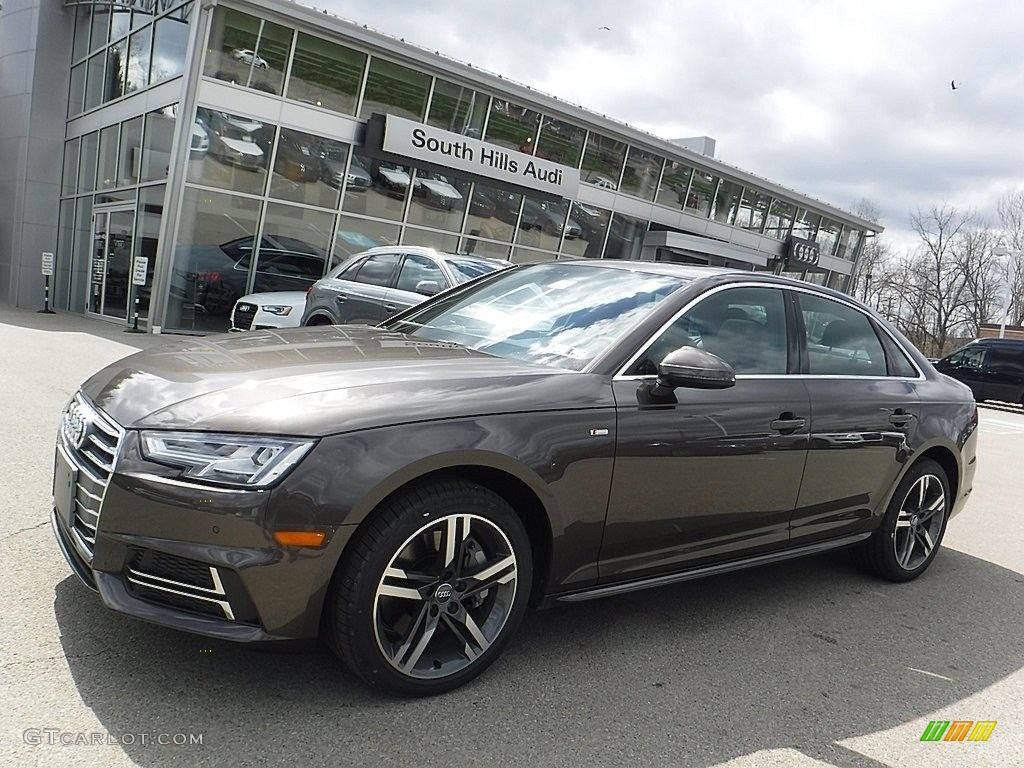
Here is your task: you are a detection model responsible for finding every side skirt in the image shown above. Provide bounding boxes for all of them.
[554,532,872,603]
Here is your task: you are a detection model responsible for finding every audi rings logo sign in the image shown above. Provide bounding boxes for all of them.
[62,401,89,450]
[434,584,453,603]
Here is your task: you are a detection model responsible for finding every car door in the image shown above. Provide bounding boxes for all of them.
[600,284,810,582]
[983,346,1024,404]
[933,344,988,400]
[331,252,400,324]
[382,253,451,319]
[790,289,923,544]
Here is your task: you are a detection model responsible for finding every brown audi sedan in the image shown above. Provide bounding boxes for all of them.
[52,261,978,696]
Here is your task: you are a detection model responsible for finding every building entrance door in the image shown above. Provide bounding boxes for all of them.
[87,205,135,321]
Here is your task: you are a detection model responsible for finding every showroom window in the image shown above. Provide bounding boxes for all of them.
[484,99,540,152]
[791,208,821,242]
[736,187,771,232]
[342,151,410,221]
[580,132,625,190]
[125,26,152,94]
[463,182,520,243]
[620,147,662,201]
[816,218,841,256]
[461,238,510,261]
[287,32,366,115]
[604,212,646,260]
[798,292,887,376]
[627,286,789,376]
[712,179,744,224]
[117,116,143,188]
[402,227,461,254]
[427,79,488,137]
[535,116,585,168]
[560,201,610,259]
[167,187,262,332]
[189,107,270,197]
[85,52,105,111]
[656,161,692,210]
[62,139,80,197]
[132,184,166,318]
[836,227,862,261]
[140,104,177,182]
[106,37,128,102]
[332,215,400,268]
[407,169,470,233]
[151,4,194,85]
[204,6,292,95]
[359,57,431,121]
[515,195,568,252]
[268,128,340,210]
[110,7,131,44]
[68,63,86,118]
[764,199,795,240]
[252,202,335,294]
[72,7,92,62]
[78,132,99,193]
[685,170,717,218]
[90,6,110,54]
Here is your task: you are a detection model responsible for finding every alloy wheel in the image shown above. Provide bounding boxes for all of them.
[892,473,946,571]
[372,514,518,680]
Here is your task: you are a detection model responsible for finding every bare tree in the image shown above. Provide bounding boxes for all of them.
[955,223,1000,336]
[909,204,974,355]
[996,189,1024,325]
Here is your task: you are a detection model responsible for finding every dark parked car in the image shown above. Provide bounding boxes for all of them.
[173,235,327,317]
[52,263,977,696]
[933,337,1024,405]
[302,246,508,326]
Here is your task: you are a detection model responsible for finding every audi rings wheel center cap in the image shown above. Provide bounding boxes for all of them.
[434,583,454,603]
[911,515,920,528]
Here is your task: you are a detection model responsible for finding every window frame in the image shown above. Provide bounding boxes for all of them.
[395,253,450,295]
[615,282,924,381]
[351,252,400,288]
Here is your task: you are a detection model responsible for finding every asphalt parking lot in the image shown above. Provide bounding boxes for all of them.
[1,307,1022,768]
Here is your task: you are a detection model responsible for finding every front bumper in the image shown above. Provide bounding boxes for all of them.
[52,430,357,644]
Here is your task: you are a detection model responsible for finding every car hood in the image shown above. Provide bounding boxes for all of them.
[81,326,610,437]
[218,136,263,156]
[417,179,462,199]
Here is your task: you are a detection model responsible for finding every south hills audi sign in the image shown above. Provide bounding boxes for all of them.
[380,115,580,199]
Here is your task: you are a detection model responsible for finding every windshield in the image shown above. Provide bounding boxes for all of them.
[445,257,505,284]
[388,263,687,370]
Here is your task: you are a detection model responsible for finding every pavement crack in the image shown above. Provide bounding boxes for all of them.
[3,520,48,541]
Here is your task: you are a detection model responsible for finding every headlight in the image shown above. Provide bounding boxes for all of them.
[140,431,314,487]
[260,305,293,315]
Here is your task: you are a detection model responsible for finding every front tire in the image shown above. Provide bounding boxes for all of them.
[855,459,950,582]
[326,479,532,696]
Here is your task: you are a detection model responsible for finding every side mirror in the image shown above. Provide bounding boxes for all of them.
[415,280,442,296]
[656,346,736,390]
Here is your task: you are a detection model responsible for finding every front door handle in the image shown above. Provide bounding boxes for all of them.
[384,303,398,313]
[889,409,914,427]
[770,413,806,434]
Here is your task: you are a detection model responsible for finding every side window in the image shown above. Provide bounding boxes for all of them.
[628,286,789,375]
[947,345,985,370]
[353,253,399,287]
[988,348,1024,372]
[880,333,920,377]
[334,257,365,281]
[396,254,448,295]
[799,293,886,376]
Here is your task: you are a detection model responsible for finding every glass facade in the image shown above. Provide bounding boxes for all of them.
[54,0,870,331]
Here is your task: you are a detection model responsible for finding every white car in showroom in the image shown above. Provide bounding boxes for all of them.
[230,291,308,331]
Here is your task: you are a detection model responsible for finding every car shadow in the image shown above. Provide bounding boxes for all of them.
[54,548,1024,767]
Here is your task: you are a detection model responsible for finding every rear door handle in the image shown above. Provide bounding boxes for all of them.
[770,413,806,434]
[334,293,347,303]
[889,410,914,427]
[384,303,398,313]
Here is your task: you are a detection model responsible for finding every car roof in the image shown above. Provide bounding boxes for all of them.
[351,245,507,268]
[971,337,1024,346]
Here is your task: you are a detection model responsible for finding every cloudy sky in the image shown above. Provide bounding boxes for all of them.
[317,0,1024,248]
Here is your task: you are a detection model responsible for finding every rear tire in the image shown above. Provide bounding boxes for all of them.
[325,479,532,696]
[855,459,950,582]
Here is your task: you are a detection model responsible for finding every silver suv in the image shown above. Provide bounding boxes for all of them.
[301,246,508,326]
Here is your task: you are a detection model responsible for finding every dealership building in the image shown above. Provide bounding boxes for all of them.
[0,0,882,333]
